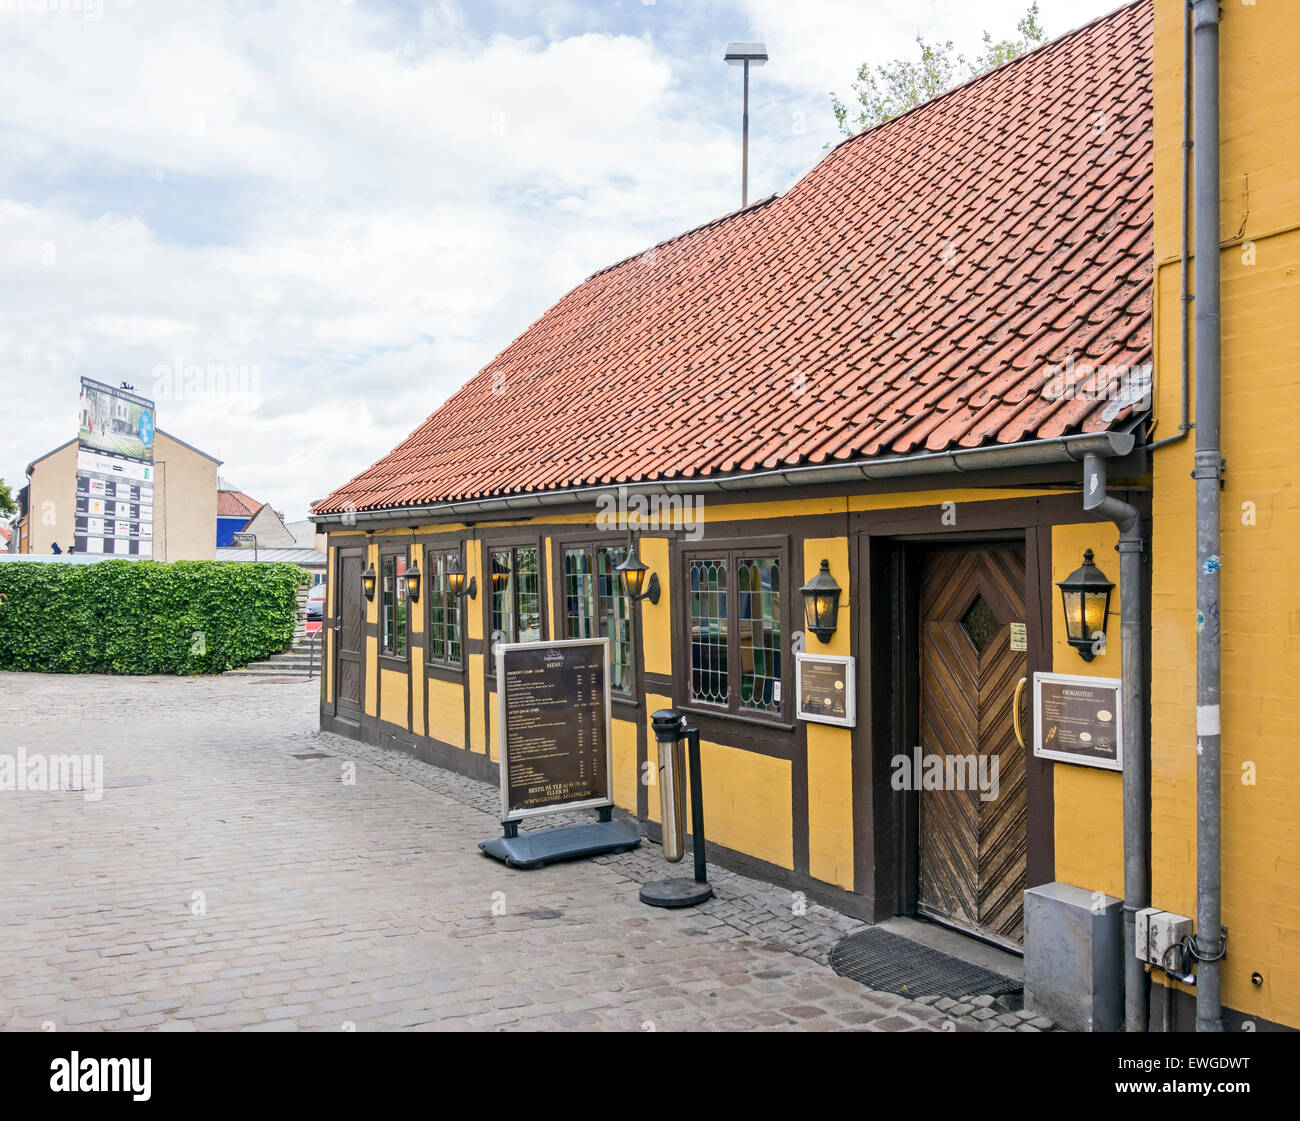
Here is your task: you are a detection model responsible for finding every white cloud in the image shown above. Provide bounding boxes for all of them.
[0,0,1121,522]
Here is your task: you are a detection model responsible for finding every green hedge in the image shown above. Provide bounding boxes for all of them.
[0,560,306,675]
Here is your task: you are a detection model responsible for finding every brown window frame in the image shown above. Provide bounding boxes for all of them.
[378,545,410,662]
[485,540,545,674]
[557,539,636,699]
[677,537,790,725]
[424,543,465,671]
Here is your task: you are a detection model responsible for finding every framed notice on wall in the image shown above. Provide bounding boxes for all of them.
[495,638,613,823]
[1033,672,1123,771]
[795,653,856,728]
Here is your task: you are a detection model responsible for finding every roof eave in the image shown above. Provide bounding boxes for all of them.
[310,428,1140,529]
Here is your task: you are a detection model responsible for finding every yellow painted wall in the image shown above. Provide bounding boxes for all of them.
[468,653,486,754]
[697,739,793,870]
[806,723,854,889]
[1149,0,1300,1029]
[801,537,855,888]
[489,690,500,763]
[427,677,465,749]
[640,536,672,676]
[611,716,638,813]
[379,667,408,728]
[1050,521,1125,901]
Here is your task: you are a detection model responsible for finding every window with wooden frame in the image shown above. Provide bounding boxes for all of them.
[426,549,463,668]
[683,546,785,718]
[490,544,542,645]
[562,542,633,694]
[381,550,409,657]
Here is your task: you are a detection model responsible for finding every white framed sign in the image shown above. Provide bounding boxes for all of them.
[495,637,614,822]
[1033,671,1123,772]
[795,653,856,728]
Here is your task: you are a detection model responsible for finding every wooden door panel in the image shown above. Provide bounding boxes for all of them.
[917,547,1028,945]
[336,551,363,717]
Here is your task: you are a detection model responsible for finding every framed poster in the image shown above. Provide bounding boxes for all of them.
[1033,671,1123,771]
[495,638,613,822]
[795,653,856,728]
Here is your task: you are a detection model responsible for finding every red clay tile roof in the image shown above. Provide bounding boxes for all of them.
[316,0,1153,516]
[217,490,263,519]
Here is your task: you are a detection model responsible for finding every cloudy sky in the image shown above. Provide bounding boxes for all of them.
[1,0,1122,523]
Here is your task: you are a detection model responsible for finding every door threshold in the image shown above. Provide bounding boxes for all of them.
[881,915,1023,982]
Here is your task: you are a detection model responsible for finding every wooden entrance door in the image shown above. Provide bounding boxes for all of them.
[334,549,364,719]
[917,546,1028,946]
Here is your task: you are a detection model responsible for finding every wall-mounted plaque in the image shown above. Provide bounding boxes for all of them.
[496,638,613,822]
[795,653,856,728]
[1033,672,1123,771]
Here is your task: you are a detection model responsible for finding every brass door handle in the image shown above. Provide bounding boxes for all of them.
[1013,676,1028,749]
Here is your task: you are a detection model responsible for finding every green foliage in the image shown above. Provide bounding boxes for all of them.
[832,4,1047,136]
[0,477,16,518]
[0,560,306,675]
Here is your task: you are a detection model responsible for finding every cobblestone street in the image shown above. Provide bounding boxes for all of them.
[0,673,1045,1032]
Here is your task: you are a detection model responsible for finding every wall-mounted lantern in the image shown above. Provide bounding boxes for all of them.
[446,554,477,600]
[800,559,842,644]
[361,563,377,602]
[1057,548,1114,661]
[490,554,511,595]
[615,546,661,604]
[405,558,421,604]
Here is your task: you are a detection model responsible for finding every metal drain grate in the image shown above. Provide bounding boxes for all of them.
[828,928,1021,1000]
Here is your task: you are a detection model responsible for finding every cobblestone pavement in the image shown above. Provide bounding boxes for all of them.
[0,672,1050,1032]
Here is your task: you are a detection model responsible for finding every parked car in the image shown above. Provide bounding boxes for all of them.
[306,581,327,621]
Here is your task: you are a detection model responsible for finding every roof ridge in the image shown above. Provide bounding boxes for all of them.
[822,0,1150,163]
[585,193,780,282]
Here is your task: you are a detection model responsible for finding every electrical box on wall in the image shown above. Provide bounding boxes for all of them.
[1135,907,1193,967]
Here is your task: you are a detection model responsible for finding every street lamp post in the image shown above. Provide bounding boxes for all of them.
[724,42,768,208]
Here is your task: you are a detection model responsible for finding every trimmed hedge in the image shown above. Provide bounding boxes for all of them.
[0,560,306,675]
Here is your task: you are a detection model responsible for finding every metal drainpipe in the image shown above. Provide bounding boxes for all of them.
[1191,0,1225,1033]
[1083,453,1147,1032]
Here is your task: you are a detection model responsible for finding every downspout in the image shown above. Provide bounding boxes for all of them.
[1083,453,1147,1033]
[1191,0,1225,1033]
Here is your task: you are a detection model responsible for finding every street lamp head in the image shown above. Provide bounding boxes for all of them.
[724,42,768,66]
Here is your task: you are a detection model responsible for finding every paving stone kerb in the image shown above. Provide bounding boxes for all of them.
[0,673,1049,1032]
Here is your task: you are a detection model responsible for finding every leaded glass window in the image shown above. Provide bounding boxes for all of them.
[738,555,780,714]
[564,544,633,693]
[492,545,542,645]
[689,556,729,707]
[381,551,408,657]
[427,550,462,667]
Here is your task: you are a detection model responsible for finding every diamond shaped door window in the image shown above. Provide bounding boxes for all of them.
[960,595,999,653]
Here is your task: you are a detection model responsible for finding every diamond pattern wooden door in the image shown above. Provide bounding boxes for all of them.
[917,547,1028,946]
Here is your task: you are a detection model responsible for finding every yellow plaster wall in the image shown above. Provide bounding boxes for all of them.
[379,667,408,729]
[639,536,672,676]
[801,537,855,889]
[611,716,638,813]
[1050,521,1124,901]
[1149,0,1300,1027]
[427,677,465,749]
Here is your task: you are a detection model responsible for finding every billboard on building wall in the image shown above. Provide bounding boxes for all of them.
[74,378,156,557]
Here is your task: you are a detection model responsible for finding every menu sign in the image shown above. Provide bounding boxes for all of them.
[795,653,856,728]
[496,638,613,821]
[1033,672,1123,771]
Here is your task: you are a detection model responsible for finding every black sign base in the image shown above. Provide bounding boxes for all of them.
[640,877,714,908]
[478,819,640,869]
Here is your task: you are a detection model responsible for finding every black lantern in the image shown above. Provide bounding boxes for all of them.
[490,554,511,594]
[1057,548,1114,661]
[800,559,842,644]
[446,553,477,600]
[361,563,377,601]
[405,558,421,604]
[615,546,661,604]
